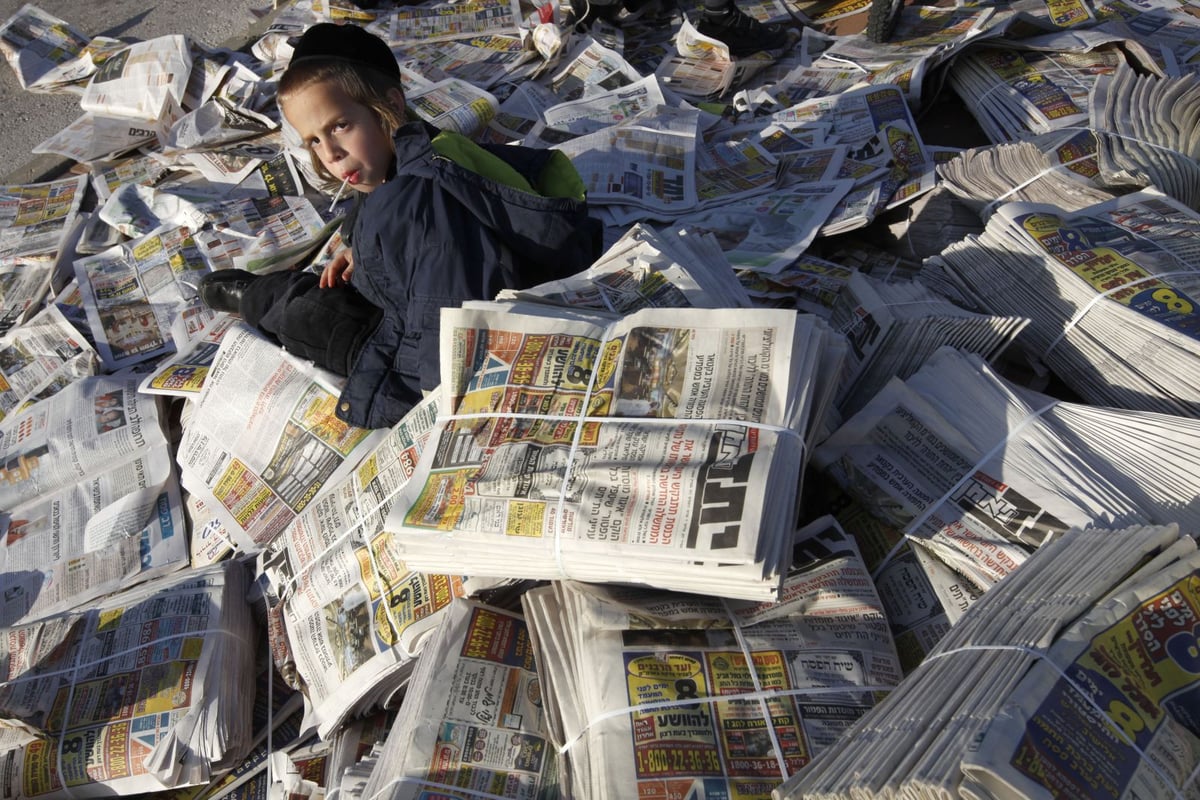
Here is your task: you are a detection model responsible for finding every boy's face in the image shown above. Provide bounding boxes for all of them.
[282,82,399,194]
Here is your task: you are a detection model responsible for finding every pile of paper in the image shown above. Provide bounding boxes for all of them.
[4,0,1200,796]
[814,346,1200,663]
[256,393,498,738]
[0,560,257,797]
[776,523,1200,799]
[0,372,189,628]
[381,302,844,600]
[522,516,900,799]
[357,599,555,800]
[828,270,1027,417]
[925,189,1200,416]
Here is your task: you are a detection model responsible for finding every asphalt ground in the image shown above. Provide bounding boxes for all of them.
[0,0,280,184]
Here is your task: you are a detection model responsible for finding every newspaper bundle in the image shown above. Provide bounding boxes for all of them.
[947,38,1128,143]
[357,599,554,800]
[775,524,1199,799]
[814,346,1200,663]
[257,395,492,738]
[0,372,189,628]
[1090,64,1200,210]
[499,222,753,312]
[522,516,900,800]
[936,128,1115,218]
[828,270,1028,416]
[924,188,1200,416]
[381,302,845,600]
[0,560,256,798]
[177,323,384,554]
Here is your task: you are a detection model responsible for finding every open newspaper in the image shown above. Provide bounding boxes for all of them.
[73,223,214,370]
[522,516,900,800]
[80,34,192,122]
[0,174,89,261]
[382,302,845,600]
[0,560,257,798]
[776,524,1199,799]
[0,372,189,627]
[177,322,385,554]
[0,303,98,426]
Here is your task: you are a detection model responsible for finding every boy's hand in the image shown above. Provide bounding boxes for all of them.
[321,249,354,289]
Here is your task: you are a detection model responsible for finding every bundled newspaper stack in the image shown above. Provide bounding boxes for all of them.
[257,395,498,738]
[498,222,754,311]
[937,129,1117,218]
[357,599,555,800]
[0,560,257,798]
[775,523,1200,799]
[828,270,1028,416]
[948,39,1129,143]
[924,189,1200,416]
[522,517,901,800]
[814,347,1200,662]
[382,302,845,600]
[1090,64,1200,210]
[0,372,189,628]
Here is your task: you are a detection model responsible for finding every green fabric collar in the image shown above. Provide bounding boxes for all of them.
[430,130,586,201]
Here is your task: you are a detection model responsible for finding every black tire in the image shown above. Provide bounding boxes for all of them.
[865,0,903,42]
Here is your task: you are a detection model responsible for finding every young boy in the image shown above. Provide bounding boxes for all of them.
[199,23,602,429]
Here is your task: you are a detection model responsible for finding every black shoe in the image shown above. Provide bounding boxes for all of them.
[696,5,792,57]
[198,269,258,315]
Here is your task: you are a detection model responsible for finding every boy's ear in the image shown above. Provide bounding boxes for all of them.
[385,87,406,117]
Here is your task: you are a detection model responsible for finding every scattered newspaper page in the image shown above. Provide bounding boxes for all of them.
[177,323,385,553]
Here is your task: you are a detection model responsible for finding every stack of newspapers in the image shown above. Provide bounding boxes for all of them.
[814,347,1200,642]
[828,270,1028,417]
[937,129,1117,218]
[497,222,753,312]
[775,523,1200,799]
[924,189,1200,416]
[0,561,256,797]
[1090,65,1200,210]
[947,39,1128,143]
[522,517,901,799]
[256,394,493,738]
[381,301,845,600]
[357,599,555,800]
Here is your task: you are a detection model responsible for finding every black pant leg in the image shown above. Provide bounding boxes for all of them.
[240,271,382,377]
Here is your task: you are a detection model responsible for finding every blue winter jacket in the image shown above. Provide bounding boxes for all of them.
[337,121,602,429]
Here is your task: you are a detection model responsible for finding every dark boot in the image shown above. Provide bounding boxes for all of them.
[696,2,793,56]
[199,269,259,315]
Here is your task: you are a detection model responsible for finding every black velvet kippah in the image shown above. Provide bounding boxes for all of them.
[289,22,401,80]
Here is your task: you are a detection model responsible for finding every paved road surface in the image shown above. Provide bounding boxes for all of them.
[0,0,278,183]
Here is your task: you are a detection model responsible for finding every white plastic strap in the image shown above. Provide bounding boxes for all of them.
[1042,270,1200,359]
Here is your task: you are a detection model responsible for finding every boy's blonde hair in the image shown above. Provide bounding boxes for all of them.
[278,58,408,184]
